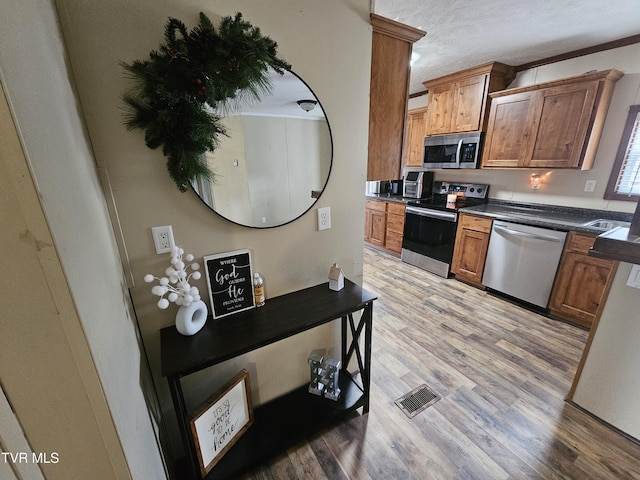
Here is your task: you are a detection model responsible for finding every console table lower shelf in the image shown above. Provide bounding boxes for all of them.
[161,279,377,480]
[176,371,365,480]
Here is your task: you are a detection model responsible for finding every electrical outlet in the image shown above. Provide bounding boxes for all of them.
[584,180,597,192]
[151,225,174,254]
[317,206,331,231]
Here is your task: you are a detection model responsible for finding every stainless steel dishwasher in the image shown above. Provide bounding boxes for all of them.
[482,220,567,309]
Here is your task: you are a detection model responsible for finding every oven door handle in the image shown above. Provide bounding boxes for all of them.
[406,206,458,222]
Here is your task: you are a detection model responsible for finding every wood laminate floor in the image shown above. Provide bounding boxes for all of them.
[241,246,640,479]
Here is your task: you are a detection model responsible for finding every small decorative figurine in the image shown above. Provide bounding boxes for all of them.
[307,353,341,401]
[322,358,341,401]
[328,263,344,291]
[308,353,325,396]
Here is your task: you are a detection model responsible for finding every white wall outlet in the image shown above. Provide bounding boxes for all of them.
[151,225,174,254]
[584,180,597,192]
[317,206,331,231]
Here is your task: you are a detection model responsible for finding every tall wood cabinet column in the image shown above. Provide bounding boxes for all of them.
[368,14,425,181]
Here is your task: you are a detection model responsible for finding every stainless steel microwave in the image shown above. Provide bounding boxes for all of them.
[423,132,483,169]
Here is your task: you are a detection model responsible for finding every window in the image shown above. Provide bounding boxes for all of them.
[605,104,640,201]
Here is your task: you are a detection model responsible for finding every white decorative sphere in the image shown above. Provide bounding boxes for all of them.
[144,274,154,283]
[192,271,201,280]
[185,254,194,261]
[191,262,201,271]
[168,292,179,302]
[157,298,170,309]
[159,277,169,285]
[184,294,194,304]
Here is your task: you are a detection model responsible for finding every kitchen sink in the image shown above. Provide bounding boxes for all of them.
[582,218,631,230]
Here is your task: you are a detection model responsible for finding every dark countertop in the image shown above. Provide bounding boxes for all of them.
[365,193,412,204]
[590,227,640,264]
[460,199,633,235]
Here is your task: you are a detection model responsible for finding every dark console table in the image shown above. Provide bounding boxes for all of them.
[160,279,377,479]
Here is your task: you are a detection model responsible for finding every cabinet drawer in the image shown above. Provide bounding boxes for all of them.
[387,202,406,215]
[386,213,405,234]
[458,214,492,233]
[566,232,596,255]
[385,231,403,254]
[366,200,386,212]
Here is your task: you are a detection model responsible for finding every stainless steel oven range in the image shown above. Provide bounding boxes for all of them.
[401,182,489,277]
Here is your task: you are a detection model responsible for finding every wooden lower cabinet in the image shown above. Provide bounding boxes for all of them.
[365,200,386,247]
[385,202,406,254]
[549,232,617,329]
[364,200,406,255]
[451,214,493,287]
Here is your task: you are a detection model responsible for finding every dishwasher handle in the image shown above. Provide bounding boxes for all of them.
[492,224,565,243]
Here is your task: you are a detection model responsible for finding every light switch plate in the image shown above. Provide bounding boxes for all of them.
[584,180,597,192]
[626,264,640,289]
[317,206,331,231]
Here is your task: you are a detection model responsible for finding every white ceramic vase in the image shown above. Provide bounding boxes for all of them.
[175,300,208,336]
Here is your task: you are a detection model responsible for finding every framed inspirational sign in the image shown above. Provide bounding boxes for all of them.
[189,369,254,477]
[204,249,255,319]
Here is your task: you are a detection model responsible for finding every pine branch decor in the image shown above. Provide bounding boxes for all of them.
[121,12,291,191]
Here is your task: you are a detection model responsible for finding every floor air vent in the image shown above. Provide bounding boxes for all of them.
[395,384,440,418]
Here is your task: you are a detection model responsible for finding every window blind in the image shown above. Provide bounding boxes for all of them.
[615,109,640,196]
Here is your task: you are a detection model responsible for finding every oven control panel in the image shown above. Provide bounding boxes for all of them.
[433,182,489,199]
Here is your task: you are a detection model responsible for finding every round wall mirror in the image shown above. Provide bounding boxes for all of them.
[191,69,333,228]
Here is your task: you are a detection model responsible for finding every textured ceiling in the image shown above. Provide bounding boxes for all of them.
[372,0,640,94]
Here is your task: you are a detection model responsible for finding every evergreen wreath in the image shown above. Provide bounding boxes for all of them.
[121,12,291,191]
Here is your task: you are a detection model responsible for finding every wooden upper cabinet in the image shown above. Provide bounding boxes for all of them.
[481,69,623,170]
[368,14,425,181]
[404,107,429,167]
[426,83,455,134]
[481,91,537,167]
[423,62,515,136]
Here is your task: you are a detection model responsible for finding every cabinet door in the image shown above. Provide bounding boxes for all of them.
[481,91,537,168]
[451,214,492,287]
[404,108,428,167]
[451,74,487,133]
[451,228,490,286]
[549,252,615,329]
[370,210,386,246]
[549,232,616,329]
[426,84,453,135]
[528,81,598,168]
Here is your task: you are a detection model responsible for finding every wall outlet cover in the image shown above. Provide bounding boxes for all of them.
[152,225,174,254]
[317,206,331,231]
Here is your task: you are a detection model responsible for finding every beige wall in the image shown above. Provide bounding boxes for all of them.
[55,0,372,462]
[572,262,640,440]
[0,0,167,478]
[408,43,640,214]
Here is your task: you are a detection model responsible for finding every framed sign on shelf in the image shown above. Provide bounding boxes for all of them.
[189,369,254,477]
[204,249,255,319]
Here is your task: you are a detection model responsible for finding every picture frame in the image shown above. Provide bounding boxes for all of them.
[203,249,255,319]
[189,369,254,477]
